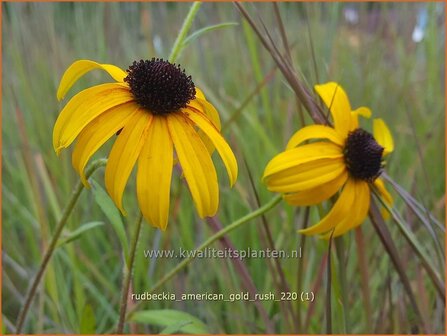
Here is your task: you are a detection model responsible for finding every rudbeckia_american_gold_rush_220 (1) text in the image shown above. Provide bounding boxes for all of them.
[263,82,394,238]
[53,58,238,230]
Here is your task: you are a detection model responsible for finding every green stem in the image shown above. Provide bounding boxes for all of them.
[335,236,349,333]
[116,212,144,334]
[127,194,282,318]
[15,159,107,334]
[168,1,202,63]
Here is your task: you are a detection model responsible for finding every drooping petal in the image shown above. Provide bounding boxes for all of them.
[373,118,394,155]
[315,82,352,138]
[286,125,344,150]
[263,142,343,179]
[374,178,393,205]
[265,157,346,193]
[350,106,372,130]
[187,97,221,155]
[196,98,221,130]
[167,113,219,218]
[137,117,173,230]
[283,170,348,206]
[322,180,370,238]
[195,87,206,100]
[185,109,238,186]
[53,83,133,154]
[298,178,356,235]
[57,60,128,100]
[72,102,139,186]
[105,110,152,214]
[374,177,394,219]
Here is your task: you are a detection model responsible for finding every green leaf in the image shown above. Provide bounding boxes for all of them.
[130,309,209,334]
[159,321,194,334]
[2,315,6,334]
[57,221,104,247]
[80,304,96,334]
[90,179,129,259]
[182,22,238,48]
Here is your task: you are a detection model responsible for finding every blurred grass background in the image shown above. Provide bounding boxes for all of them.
[2,2,445,334]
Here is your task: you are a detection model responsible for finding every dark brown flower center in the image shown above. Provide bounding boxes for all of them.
[344,128,384,182]
[124,58,196,115]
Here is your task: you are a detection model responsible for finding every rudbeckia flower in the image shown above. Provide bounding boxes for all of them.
[263,82,393,238]
[53,59,238,230]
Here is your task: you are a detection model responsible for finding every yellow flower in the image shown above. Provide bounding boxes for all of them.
[263,82,394,238]
[53,59,238,230]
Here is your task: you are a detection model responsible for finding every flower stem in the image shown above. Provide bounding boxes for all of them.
[126,194,282,318]
[15,159,107,334]
[116,212,144,334]
[168,1,202,63]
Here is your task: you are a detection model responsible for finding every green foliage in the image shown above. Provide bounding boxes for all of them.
[130,309,209,334]
[2,2,445,334]
[91,179,129,259]
[57,221,104,247]
[80,304,96,334]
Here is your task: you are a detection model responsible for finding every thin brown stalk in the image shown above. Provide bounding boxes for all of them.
[243,158,297,333]
[272,3,307,130]
[304,253,327,331]
[273,3,292,65]
[205,216,274,333]
[234,2,325,125]
[354,227,373,327]
[304,5,320,85]
[296,207,309,332]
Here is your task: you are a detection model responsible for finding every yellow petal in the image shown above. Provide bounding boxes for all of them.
[167,113,219,217]
[195,87,206,100]
[57,60,127,100]
[283,170,348,206]
[373,118,394,155]
[185,109,238,186]
[315,82,352,138]
[350,106,372,130]
[263,142,343,179]
[53,83,133,154]
[374,177,393,219]
[72,102,139,187]
[196,98,221,130]
[137,117,173,230]
[105,110,152,214]
[265,157,346,193]
[286,125,344,150]
[299,178,356,235]
[374,178,393,205]
[187,97,221,155]
[323,180,370,238]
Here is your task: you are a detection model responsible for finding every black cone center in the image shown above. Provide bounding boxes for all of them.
[124,58,196,115]
[344,128,384,182]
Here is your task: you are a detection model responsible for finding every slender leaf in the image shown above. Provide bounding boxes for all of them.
[90,179,129,259]
[57,221,104,247]
[80,304,96,334]
[369,199,424,330]
[182,22,238,48]
[373,190,445,298]
[130,309,209,334]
